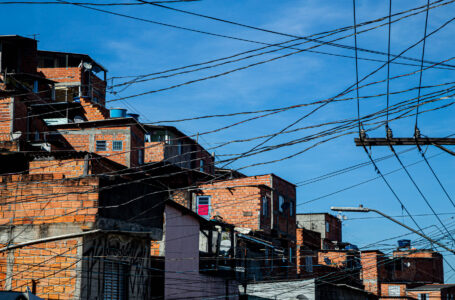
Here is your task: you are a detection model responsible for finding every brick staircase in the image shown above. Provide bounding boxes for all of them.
[80,98,110,121]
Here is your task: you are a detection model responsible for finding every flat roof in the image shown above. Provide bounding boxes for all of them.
[297,212,339,218]
[252,173,296,187]
[38,50,107,72]
[49,117,147,133]
[0,35,35,42]
[407,284,455,291]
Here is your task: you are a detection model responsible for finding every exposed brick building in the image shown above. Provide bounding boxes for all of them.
[0,171,168,299]
[0,34,243,299]
[143,124,214,174]
[361,244,444,299]
[296,212,342,250]
[196,173,297,280]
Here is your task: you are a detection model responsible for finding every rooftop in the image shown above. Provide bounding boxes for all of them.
[0,34,35,42]
[38,50,107,72]
[49,117,147,132]
[407,284,455,291]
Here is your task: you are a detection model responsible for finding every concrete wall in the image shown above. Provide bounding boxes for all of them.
[296,213,341,245]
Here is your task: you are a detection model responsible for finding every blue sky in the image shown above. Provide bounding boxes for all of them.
[4,0,455,278]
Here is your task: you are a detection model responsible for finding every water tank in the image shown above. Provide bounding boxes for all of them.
[345,244,359,251]
[110,108,127,118]
[398,239,411,248]
[126,113,140,121]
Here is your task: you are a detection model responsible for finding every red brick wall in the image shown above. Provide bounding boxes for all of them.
[79,98,109,121]
[318,251,350,268]
[198,182,263,230]
[296,228,321,274]
[38,67,81,83]
[392,250,443,283]
[144,142,165,163]
[361,251,382,295]
[93,131,128,166]
[272,175,296,238]
[30,159,86,178]
[57,126,138,167]
[0,97,12,141]
[39,67,106,107]
[0,174,98,225]
[198,174,296,238]
[0,238,81,300]
[380,283,407,299]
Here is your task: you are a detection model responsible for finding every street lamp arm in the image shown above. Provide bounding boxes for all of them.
[330,206,455,254]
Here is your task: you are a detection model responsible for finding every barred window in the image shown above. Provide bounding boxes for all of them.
[113,141,123,151]
[96,140,107,151]
[103,260,127,300]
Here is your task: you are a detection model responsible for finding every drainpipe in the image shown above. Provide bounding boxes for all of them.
[270,176,274,230]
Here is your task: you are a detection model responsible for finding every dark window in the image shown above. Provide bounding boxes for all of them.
[113,141,123,151]
[262,197,269,216]
[278,195,284,213]
[394,259,403,271]
[103,260,127,300]
[418,294,429,300]
[96,140,107,151]
[138,149,144,165]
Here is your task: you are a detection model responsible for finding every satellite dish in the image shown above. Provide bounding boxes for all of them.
[11,131,22,140]
[83,62,92,70]
[74,116,84,123]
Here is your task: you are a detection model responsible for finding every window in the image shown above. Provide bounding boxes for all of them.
[418,294,429,300]
[199,160,204,172]
[96,140,107,151]
[177,141,182,155]
[289,200,294,216]
[138,149,144,165]
[103,260,127,300]
[388,285,400,296]
[278,195,284,213]
[33,80,38,93]
[113,141,123,151]
[51,86,56,101]
[197,196,211,219]
[305,256,313,273]
[289,248,293,263]
[326,222,330,233]
[262,196,269,217]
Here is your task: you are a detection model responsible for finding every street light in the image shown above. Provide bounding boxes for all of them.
[330,205,455,255]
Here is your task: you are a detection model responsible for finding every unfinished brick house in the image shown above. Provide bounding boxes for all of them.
[361,241,445,299]
[143,124,214,174]
[0,171,167,299]
[37,50,107,106]
[195,173,298,280]
[0,35,241,299]
[296,212,342,250]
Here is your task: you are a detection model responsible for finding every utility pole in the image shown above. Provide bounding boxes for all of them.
[330,206,455,255]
